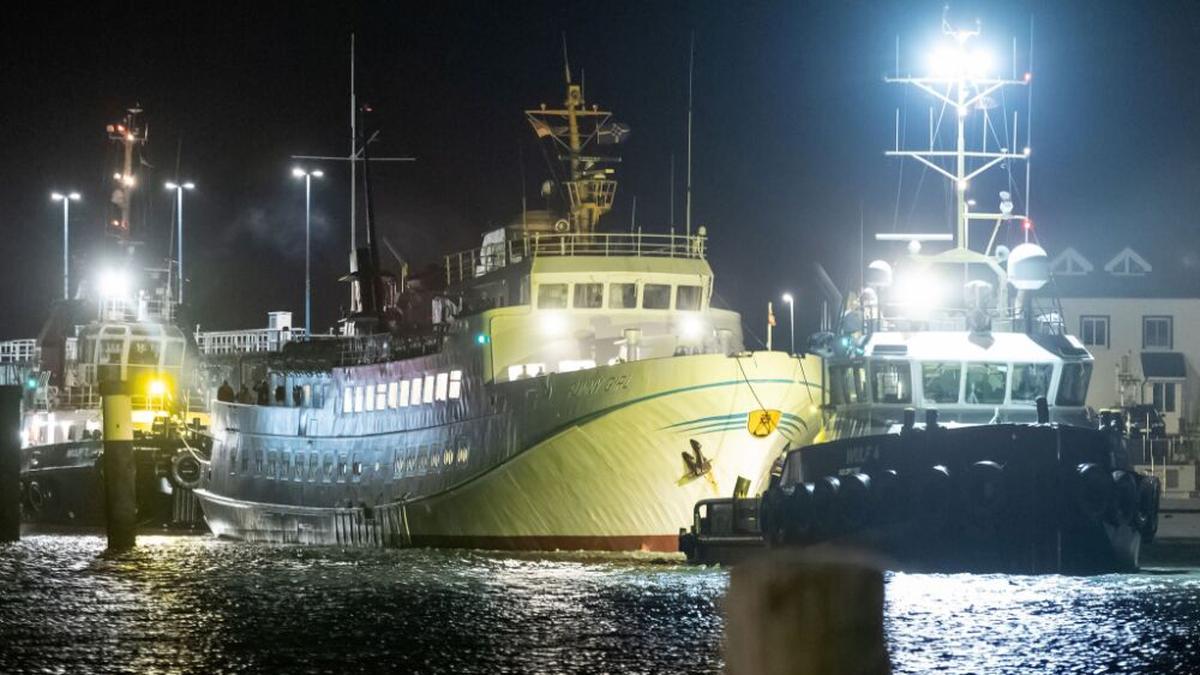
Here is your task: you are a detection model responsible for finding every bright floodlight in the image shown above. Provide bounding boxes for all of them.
[680,315,705,340]
[182,182,195,190]
[98,268,133,299]
[292,167,306,178]
[312,170,324,178]
[928,43,993,79]
[51,192,63,201]
[895,269,944,318]
[165,181,177,190]
[781,293,793,304]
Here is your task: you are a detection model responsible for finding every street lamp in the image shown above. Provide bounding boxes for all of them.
[292,167,324,336]
[165,180,195,305]
[51,191,81,300]
[781,292,795,356]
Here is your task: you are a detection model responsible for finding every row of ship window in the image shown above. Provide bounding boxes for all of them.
[537,282,703,311]
[341,370,463,414]
[227,443,472,482]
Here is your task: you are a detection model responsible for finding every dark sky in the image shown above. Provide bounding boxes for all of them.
[3,1,1199,343]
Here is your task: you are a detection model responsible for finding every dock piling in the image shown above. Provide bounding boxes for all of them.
[100,380,137,551]
[725,550,890,675]
[0,385,21,543]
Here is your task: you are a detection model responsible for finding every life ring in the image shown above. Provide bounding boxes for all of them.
[1073,463,1111,522]
[1108,470,1138,526]
[170,452,204,490]
[1136,475,1161,543]
[837,473,872,531]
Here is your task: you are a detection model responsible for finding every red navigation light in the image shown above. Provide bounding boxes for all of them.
[1024,72,1032,82]
[1022,219,1033,230]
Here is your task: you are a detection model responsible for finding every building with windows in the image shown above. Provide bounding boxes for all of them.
[1051,245,1200,495]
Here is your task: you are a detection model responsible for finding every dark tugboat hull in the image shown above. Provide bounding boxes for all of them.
[20,440,208,532]
[681,423,1160,574]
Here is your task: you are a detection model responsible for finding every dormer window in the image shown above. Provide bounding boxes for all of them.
[1049,247,1093,277]
[1104,247,1151,277]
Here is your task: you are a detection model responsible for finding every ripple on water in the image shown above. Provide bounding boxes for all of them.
[0,535,1198,674]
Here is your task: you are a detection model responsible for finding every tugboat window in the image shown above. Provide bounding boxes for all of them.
[399,380,410,407]
[573,283,603,308]
[449,370,463,399]
[966,363,1008,405]
[829,366,864,405]
[870,361,911,404]
[921,362,961,404]
[1011,363,1053,402]
[308,453,319,482]
[354,386,365,413]
[387,382,399,408]
[375,384,387,410]
[410,378,423,406]
[676,285,702,311]
[435,373,449,401]
[1056,362,1092,406]
[537,283,569,309]
[643,284,671,309]
[609,283,637,308]
[423,375,436,403]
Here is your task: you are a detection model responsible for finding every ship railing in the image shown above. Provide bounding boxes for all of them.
[0,339,38,364]
[194,326,308,355]
[335,328,447,367]
[444,231,707,284]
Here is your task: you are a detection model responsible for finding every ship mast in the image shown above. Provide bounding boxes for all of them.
[525,54,624,233]
[105,107,148,242]
[885,12,1031,254]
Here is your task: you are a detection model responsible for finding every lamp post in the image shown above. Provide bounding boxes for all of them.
[165,180,195,305]
[292,167,324,336]
[781,292,795,356]
[50,192,81,300]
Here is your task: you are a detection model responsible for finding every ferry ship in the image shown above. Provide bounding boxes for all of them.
[681,13,1161,572]
[192,69,823,551]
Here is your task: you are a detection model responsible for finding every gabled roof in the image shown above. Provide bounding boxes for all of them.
[1103,247,1152,276]
[1049,247,1094,276]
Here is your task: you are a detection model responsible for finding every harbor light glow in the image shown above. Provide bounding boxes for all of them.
[680,315,705,340]
[928,44,993,80]
[148,379,167,396]
[539,311,567,336]
[895,270,944,317]
[97,268,133,299]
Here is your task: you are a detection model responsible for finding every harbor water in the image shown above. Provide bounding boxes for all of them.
[1,535,1198,674]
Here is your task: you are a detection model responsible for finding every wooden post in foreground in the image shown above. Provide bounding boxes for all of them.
[725,551,890,675]
[0,385,21,542]
[101,379,137,551]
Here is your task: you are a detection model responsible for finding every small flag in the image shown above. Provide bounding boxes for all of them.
[528,117,553,138]
[768,305,776,327]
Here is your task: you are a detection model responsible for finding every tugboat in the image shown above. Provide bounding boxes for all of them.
[191,59,822,551]
[680,14,1161,572]
[13,108,210,531]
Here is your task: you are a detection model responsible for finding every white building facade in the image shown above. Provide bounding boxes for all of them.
[1052,245,1199,496]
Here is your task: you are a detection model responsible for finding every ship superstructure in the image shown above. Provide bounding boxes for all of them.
[193,67,822,551]
[811,14,1093,439]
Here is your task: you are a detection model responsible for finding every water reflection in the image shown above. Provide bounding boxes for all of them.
[0,536,1196,674]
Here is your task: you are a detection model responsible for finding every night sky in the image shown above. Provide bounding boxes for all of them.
[3,1,1199,344]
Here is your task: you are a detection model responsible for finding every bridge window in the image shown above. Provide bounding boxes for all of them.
[410,378,423,405]
[388,382,399,408]
[537,283,569,309]
[375,383,387,410]
[829,365,867,405]
[1056,362,1092,407]
[435,373,449,401]
[921,362,961,404]
[323,453,335,482]
[365,385,375,412]
[354,386,365,413]
[609,283,637,308]
[449,370,463,399]
[293,452,305,481]
[676,285,702,311]
[308,453,319,482]
[643,284,671,309]
[1011,363,1053,403]
[574,283,603,308]
[423,375,435,403]
[870,361,911,404]
[965,363,1007,405]
[399,380,411,407]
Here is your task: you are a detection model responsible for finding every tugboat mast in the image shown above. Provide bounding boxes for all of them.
[105,107,148,242]
[885,11,1031,253]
